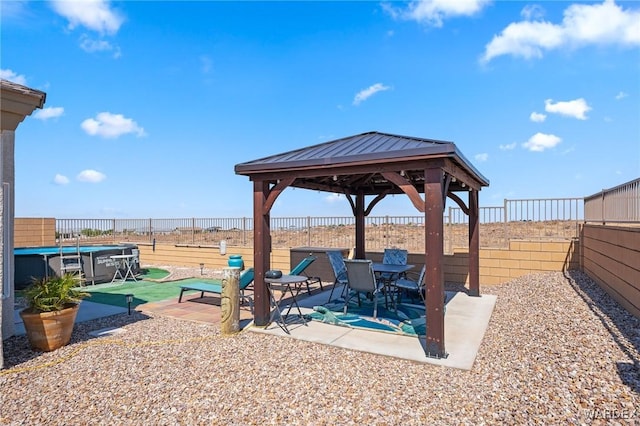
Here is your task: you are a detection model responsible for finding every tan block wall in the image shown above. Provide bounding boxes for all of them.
[379,241,578,286]
[136,243,290,272]
[135,239,579,287]
[581,224,640,319]
[479,239,579,285]
[14,218,56,247]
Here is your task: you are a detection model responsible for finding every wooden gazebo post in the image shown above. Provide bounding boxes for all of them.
[424,167,446,358]
[469,189,480,297]
[354,190,366,259]
[253,180,271,326]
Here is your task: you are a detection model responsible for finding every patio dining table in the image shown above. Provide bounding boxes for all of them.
[371,262,415,309]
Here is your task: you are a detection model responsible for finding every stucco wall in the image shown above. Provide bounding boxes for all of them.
[581,224,640,318]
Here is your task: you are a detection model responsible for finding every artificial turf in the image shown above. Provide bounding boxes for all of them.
[83,277,220,308]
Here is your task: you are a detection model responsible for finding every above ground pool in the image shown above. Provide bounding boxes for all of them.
[14,244,139,289]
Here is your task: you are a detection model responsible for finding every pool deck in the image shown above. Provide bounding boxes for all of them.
[14,283,496,370]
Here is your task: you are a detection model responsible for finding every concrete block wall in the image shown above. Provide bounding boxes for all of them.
[581,224,640,318]
[136,243,291,273]
[135,240,579,286]
[14,218,55,247]
[477,239,579,285]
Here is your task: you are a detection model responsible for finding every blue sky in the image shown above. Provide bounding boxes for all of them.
[2,0,639,219]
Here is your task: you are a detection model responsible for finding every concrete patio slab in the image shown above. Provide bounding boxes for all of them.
[249,286,497,370]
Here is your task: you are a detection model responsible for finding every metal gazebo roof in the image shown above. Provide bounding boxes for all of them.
[235,131,489,195]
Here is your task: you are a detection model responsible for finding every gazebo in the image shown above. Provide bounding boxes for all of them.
[235,131,489,358]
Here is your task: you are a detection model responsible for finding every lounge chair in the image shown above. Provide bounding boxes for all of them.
[178,267,255,312]
[343,259,385,319]
[289,255,323,295]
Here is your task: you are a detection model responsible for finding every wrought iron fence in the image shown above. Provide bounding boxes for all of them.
[584,178,640,223]
[57,197,585,253]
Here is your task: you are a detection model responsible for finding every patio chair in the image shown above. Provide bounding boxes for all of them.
[289,255,323,295]
[178,268,255,313]
[380,248,409,281]
[394,264,426,304]
[130,248,140,274]
[343,259,385,319]
[326,250,349,303]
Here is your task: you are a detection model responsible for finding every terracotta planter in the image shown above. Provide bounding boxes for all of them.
[19,304,80,352]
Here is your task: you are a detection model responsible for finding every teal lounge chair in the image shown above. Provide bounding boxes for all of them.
[178,267,255,312]
[289,255,322,295]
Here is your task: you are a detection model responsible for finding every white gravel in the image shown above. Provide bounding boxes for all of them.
[2,270,638,425]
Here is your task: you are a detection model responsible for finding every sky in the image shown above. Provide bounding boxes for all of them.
[2,0,639,219]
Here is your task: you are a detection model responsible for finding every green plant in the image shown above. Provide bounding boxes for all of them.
[22,274,90,313]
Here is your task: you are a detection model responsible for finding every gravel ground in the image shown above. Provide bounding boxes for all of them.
[2,270,639,425]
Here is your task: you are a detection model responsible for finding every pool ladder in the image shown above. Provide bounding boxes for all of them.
[59,237,85,285]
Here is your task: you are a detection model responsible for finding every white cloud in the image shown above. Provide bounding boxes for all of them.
[53,174,70,185]
[0,0,28,19]
[481,0,640,63]
[474,153,488,162]
[615,91,628,100]
[544,98,591,120]
[325,193,344,204]
[77,169,106,183]
[520,4,545,21]
[499,142,517,150]
[522,132,562,152]
[0,69,27,85]
[81,112,146,138]
[353,83,391,106]
[384,0,492,28]
[530,112,546,122]
[50,0,124,35]
[79,35,121,58]
[34,107,64,120]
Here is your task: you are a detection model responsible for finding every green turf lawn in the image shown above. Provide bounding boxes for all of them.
[84,278,220,307]
[139,267,171,280]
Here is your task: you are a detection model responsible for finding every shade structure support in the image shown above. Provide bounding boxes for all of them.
[253,179,272,326]
[424,167,446,358]
[469,189,480,296]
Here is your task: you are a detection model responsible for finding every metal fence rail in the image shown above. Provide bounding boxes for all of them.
[57,197,586,253]
[584,178,640,223]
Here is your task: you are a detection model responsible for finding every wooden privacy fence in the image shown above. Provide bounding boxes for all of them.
[55,197,584,253]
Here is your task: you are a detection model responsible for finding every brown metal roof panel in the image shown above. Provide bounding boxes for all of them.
[235,131,454,170]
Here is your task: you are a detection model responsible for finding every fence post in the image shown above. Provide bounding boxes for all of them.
[385,215,389,247]
[503,199,509,244]
[601,189,605,225]
[242,217,247,246]
[307,216,311,247]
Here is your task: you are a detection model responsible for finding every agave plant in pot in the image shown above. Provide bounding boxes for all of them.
[19,273,89,352]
